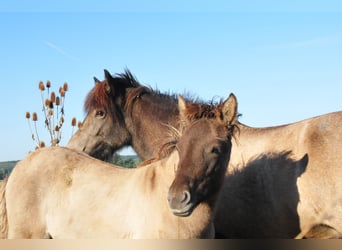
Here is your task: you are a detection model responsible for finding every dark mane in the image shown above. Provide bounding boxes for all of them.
[84,69,140,113]
[114,69,141,88]
[181,98,241,136]
[120,68,211,111]
[86,68,206,116]
[155,99,238,161]
[182,100,225,122]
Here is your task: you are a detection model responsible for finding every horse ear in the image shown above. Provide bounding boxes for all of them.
[222,93,238,126]
[178,95,187,120]
[93,77,100,85]
[104,69,113,81]
[103,69,127,96]
[104,69,113,93]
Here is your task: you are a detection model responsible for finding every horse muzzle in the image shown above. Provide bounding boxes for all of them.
[167,190,195,217]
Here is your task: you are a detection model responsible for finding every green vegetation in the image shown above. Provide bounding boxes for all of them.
[0,161,18,180]
[112,154,141,168]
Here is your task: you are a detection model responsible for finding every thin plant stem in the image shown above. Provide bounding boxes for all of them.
[33,121,40,146]
[26,119,36,144]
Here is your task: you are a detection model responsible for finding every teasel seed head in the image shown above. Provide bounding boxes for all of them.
[32,112,38,121]
[45,99,51,107]
[78,121,82,128]
[60,116,64,124]
[60,89,65,97]
[39,81,45,91]
[46,80,51,88]
[40,141,46,148]
[50,92,56,103]
[48,109,54,116]
[55,125,60,132]
[71,117,77,127]
[25,112,31,119]
[55,96,60,106]
[63,82,68,92]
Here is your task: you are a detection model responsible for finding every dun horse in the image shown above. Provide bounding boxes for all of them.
[0,94,238,239]
[67,70,342,238]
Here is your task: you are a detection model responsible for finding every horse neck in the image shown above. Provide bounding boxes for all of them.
[148,150,179,186]
[125,92,180,160]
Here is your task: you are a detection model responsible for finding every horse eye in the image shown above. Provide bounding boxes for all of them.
[95,110,106,118]
[211,147,220,155]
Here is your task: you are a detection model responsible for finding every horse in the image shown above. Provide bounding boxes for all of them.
[0,94,238,239]
[67,69,342,238]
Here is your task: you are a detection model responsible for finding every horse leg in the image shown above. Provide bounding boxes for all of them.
[7,225,50,239]
[7,209,49,239]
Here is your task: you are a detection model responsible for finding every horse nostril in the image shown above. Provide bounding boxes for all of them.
[167,189,192,207]
[181,190,191,204]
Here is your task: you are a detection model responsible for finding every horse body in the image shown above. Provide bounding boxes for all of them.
[230,111,342,168]
[5,147,212,238]
[66,69,342,238]
[213,111,342,238]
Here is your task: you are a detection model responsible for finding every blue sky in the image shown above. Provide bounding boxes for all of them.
[1,1,342,161]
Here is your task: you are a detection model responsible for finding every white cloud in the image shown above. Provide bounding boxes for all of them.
[43,41,78,61]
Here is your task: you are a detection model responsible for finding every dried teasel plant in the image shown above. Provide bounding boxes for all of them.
[26,80,79,148]
[71,117,77,136]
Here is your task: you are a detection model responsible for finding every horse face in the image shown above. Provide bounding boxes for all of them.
[67,107,131,161]
[167,119,232,217]
[67,71,132,161]
[167,94,237,217]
